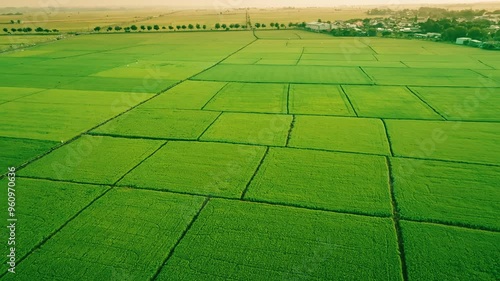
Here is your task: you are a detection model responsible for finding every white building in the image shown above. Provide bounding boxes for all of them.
[306,22,332,31]
[456,37,471,45]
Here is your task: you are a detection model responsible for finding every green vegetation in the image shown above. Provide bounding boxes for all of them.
[0,137,57,168]
[0,178,108,273]
[289,116,390,155]
[246,148,392,215]
[386,120,500,165]
[93,109,220,140]
[342,85,442,119]
[119,141,266,197]
[157,199,402,280]
[289,84,355,116]
[392,158,500,230]
[5,188,205,280]
[402,221,500,280]
[19,136,164,184]
[204,82,288,113]
[200,113,292,146]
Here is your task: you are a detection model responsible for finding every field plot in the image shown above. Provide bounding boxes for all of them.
[0,102,133,141]
[200,113,292,146]
[402,221,500,281]
[342,85,441,119]
[19,136,165,184]
[392,158,500,230]
[193,64,373,84]
[362,67,500,87]
[204,82,288,113]
[4,188,205,280]
[245,148,392,215]
[289,84,355,116]
[411,86,500,121]
[0,137,57,168]
[289,116,390,155]
[119,141,266,198]
[157,199,402,280]
[139,81,226,109]
[0,87,45,102]
[0,178,108,273]
[93,109,220,140]
[386,120,500,165]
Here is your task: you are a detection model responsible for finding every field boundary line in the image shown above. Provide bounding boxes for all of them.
[197,112,223,140]
[151,197,211,280]
[469,69,489,78]
[385,157,409,281]
[339,85,359,117]
[400,61,410,68]
[200,82,229,110]
[295,47,305,65]
[112,141,169,185]
[0,184,114,279]
[285,115,296,147]
[381,119,395,157]
[294,33,302,39]
[405,86,447,120]
[358,66,375,84]
[401,217,500,233]
[240,147,270,199]
[286,84,291,114]
[477,60,495,69]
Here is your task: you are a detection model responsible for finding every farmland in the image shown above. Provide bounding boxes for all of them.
[0,21,499,281]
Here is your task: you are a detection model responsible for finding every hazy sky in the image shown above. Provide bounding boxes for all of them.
[0,0,493,8]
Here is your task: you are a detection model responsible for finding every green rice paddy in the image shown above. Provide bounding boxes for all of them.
[0,30,498,280]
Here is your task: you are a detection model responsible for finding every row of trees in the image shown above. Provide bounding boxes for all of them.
[94,24,209,32]
[418,18,500,41]
[7,20,22,24]
[3,27,59,33]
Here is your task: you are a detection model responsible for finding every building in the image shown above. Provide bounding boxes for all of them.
[456,37,471,45]
[306,22,332,31]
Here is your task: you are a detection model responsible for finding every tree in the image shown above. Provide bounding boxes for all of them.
[288,22,293,27]
[270,23,275,27]
[382,30,392,37]
[52,29,58,32]
[154,25,160,31]
[17,28,22,32]
[176,25,181,30]
[495,29,500,40]
[202,25,207,30]
[280,23,285,28]
[262,23,266,28]
[468,27,485,40]
[221,23,227,29]
[10,20,14,24]
[255,23,261,28]
[35,27,44,32]
[17,19,21,24]
[11,28,16,32]
[140,25,146,30]
[147,26,152,31]
[235,23,240,28]
[162,26,166,29]
[124,27,131,32]
[3,28,8,33]
[229,24,234,28]
[367,28,377,37]
[196,24,201,29]
[215,23,221,29]
[169,26,174,30]
[188,24,194,30]
[181,25,187,29]
[317,19,322,22]
[275,23,279,28]
[114,26,122,31]
[94,26,101,32]
[107,26,113,32]
[131,25,138,31]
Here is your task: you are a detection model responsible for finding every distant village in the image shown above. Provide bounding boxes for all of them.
[304,8,500,50]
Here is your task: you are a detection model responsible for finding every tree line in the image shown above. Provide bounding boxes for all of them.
[2,27,59,33]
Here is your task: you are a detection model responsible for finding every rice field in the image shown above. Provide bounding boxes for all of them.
[0,27,499,280]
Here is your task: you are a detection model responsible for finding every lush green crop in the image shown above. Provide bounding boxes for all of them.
[119,141,266,197]
[0,87,45,102]
[5,188,205,280]
[401,221,500,281]
[140,81,227,110]
[392,158,500,230]
[157,199,402,280]
[20,135,165,184]
[0,178,108,273]
[246,148,392,215]
[193,64,373,84]
[289,84,355,116]
[204,82,288,113]
[200,112,292,146]
[93,108,220,140]
[0,137,57,168]
[386,120,500,165]
[411,86,500,121]
[289,115,391,155]
[342,85,441,119]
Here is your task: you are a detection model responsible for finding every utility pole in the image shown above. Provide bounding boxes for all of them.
[246,9,252,29]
